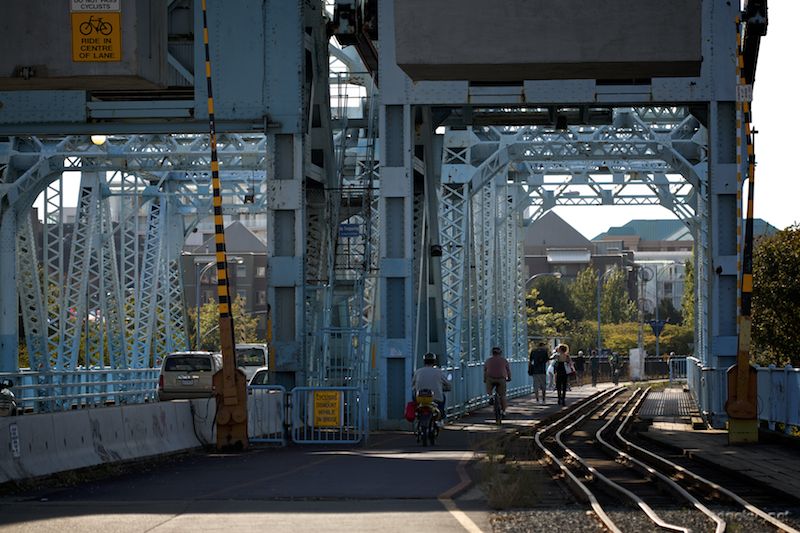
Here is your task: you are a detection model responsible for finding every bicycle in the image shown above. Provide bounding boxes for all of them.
[414,390,439,446]
[79,16,113,36]
[492,388,502,425]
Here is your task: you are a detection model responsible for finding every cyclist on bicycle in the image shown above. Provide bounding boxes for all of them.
[484,346,511,415]
[412,352,451,420]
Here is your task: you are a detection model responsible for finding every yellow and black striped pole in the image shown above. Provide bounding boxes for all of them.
[726,17,758,444]
[201,0,248,450]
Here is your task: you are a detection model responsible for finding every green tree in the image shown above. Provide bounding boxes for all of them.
[656,298,682,325]
[526,287,570,342]
[681,255,695,327]
[532,275,577,320]
[570,267,598,321]
[563,320,598,354]
[600,267,636,324]
[189,295,261,351]
[752,225,800,366]
[599,322,694,356]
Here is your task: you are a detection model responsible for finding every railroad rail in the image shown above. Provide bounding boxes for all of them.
[534,388,800,532]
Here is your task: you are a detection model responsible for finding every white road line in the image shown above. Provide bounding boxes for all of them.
[438,497,484,533]
[438,451,484,533]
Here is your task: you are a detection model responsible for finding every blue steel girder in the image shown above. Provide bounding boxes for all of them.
[59,175,102,370]
[130,201,165,368]
[438,183,469,366]
[2,134,270,215]
[442,110,705,191]
[16,215,48,370]
[519,167,697,223]
[442,110,707,228]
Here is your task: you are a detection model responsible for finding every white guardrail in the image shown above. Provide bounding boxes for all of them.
[686,356,800,434]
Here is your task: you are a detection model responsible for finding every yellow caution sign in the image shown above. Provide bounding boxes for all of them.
[313,390,342,427]
[71,12,121,62]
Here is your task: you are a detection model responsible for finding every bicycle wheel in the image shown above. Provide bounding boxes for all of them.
[99,21,112,35]
[418,414,430,446]
[79,21,92,35]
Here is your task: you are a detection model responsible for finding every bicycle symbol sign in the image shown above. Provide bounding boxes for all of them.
[71,12,121,62]
[79,16,113,36]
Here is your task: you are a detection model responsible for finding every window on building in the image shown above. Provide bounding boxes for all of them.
[236,264,247,278]
[256,290,266,305]
[256,266,266,278]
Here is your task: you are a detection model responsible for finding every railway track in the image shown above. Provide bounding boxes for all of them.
[534,387,800,532]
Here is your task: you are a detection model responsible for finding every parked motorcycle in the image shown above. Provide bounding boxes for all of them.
[414,389,440,446]
[0,379,18,416]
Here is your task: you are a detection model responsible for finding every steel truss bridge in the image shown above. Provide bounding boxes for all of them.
[0,0,763,428]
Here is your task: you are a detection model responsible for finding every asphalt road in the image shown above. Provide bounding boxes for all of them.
[0,385,605,533]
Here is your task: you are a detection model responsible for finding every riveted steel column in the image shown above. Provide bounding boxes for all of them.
[0,203,18,372]
[377,103,414,427]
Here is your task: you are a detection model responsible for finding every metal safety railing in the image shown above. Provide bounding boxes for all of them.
[669,357,688,383]
[444,359,532,418]
[758,365,800,432]
[0,368,158,412]
[289,387,368,444]
[686,357,800,433]
[248,385,287,446]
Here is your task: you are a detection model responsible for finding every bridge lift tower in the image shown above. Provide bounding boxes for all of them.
[370,0,765,429]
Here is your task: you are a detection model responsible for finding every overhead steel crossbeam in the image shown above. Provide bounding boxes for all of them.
[516,166,697,223]
[442,109,706,223]
[443,109,704,186]
[2,134,270,213]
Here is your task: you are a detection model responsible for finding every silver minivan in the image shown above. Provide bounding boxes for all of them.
[158,351,222,401]
[235,344,268,382]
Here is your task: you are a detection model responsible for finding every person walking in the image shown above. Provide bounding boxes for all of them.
[590,349,599,387]
[573,350,586,386]
[528,341,549,403]
[608,351,620,385]
[554,343,572,406]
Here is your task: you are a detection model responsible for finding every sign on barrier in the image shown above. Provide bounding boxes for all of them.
[291,387,366,444]
[313,390,342,427]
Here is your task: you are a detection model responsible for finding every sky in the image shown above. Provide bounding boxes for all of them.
[559,2,800,240]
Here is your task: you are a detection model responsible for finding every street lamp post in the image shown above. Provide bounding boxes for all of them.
[525,271,562,287]
[636,260,675,360]
[597,272,602,356]
[195,261,216,350]
[596,267,621,357]
[655,266,661,359]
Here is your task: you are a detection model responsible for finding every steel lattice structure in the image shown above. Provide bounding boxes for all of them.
[437,108,711,370]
